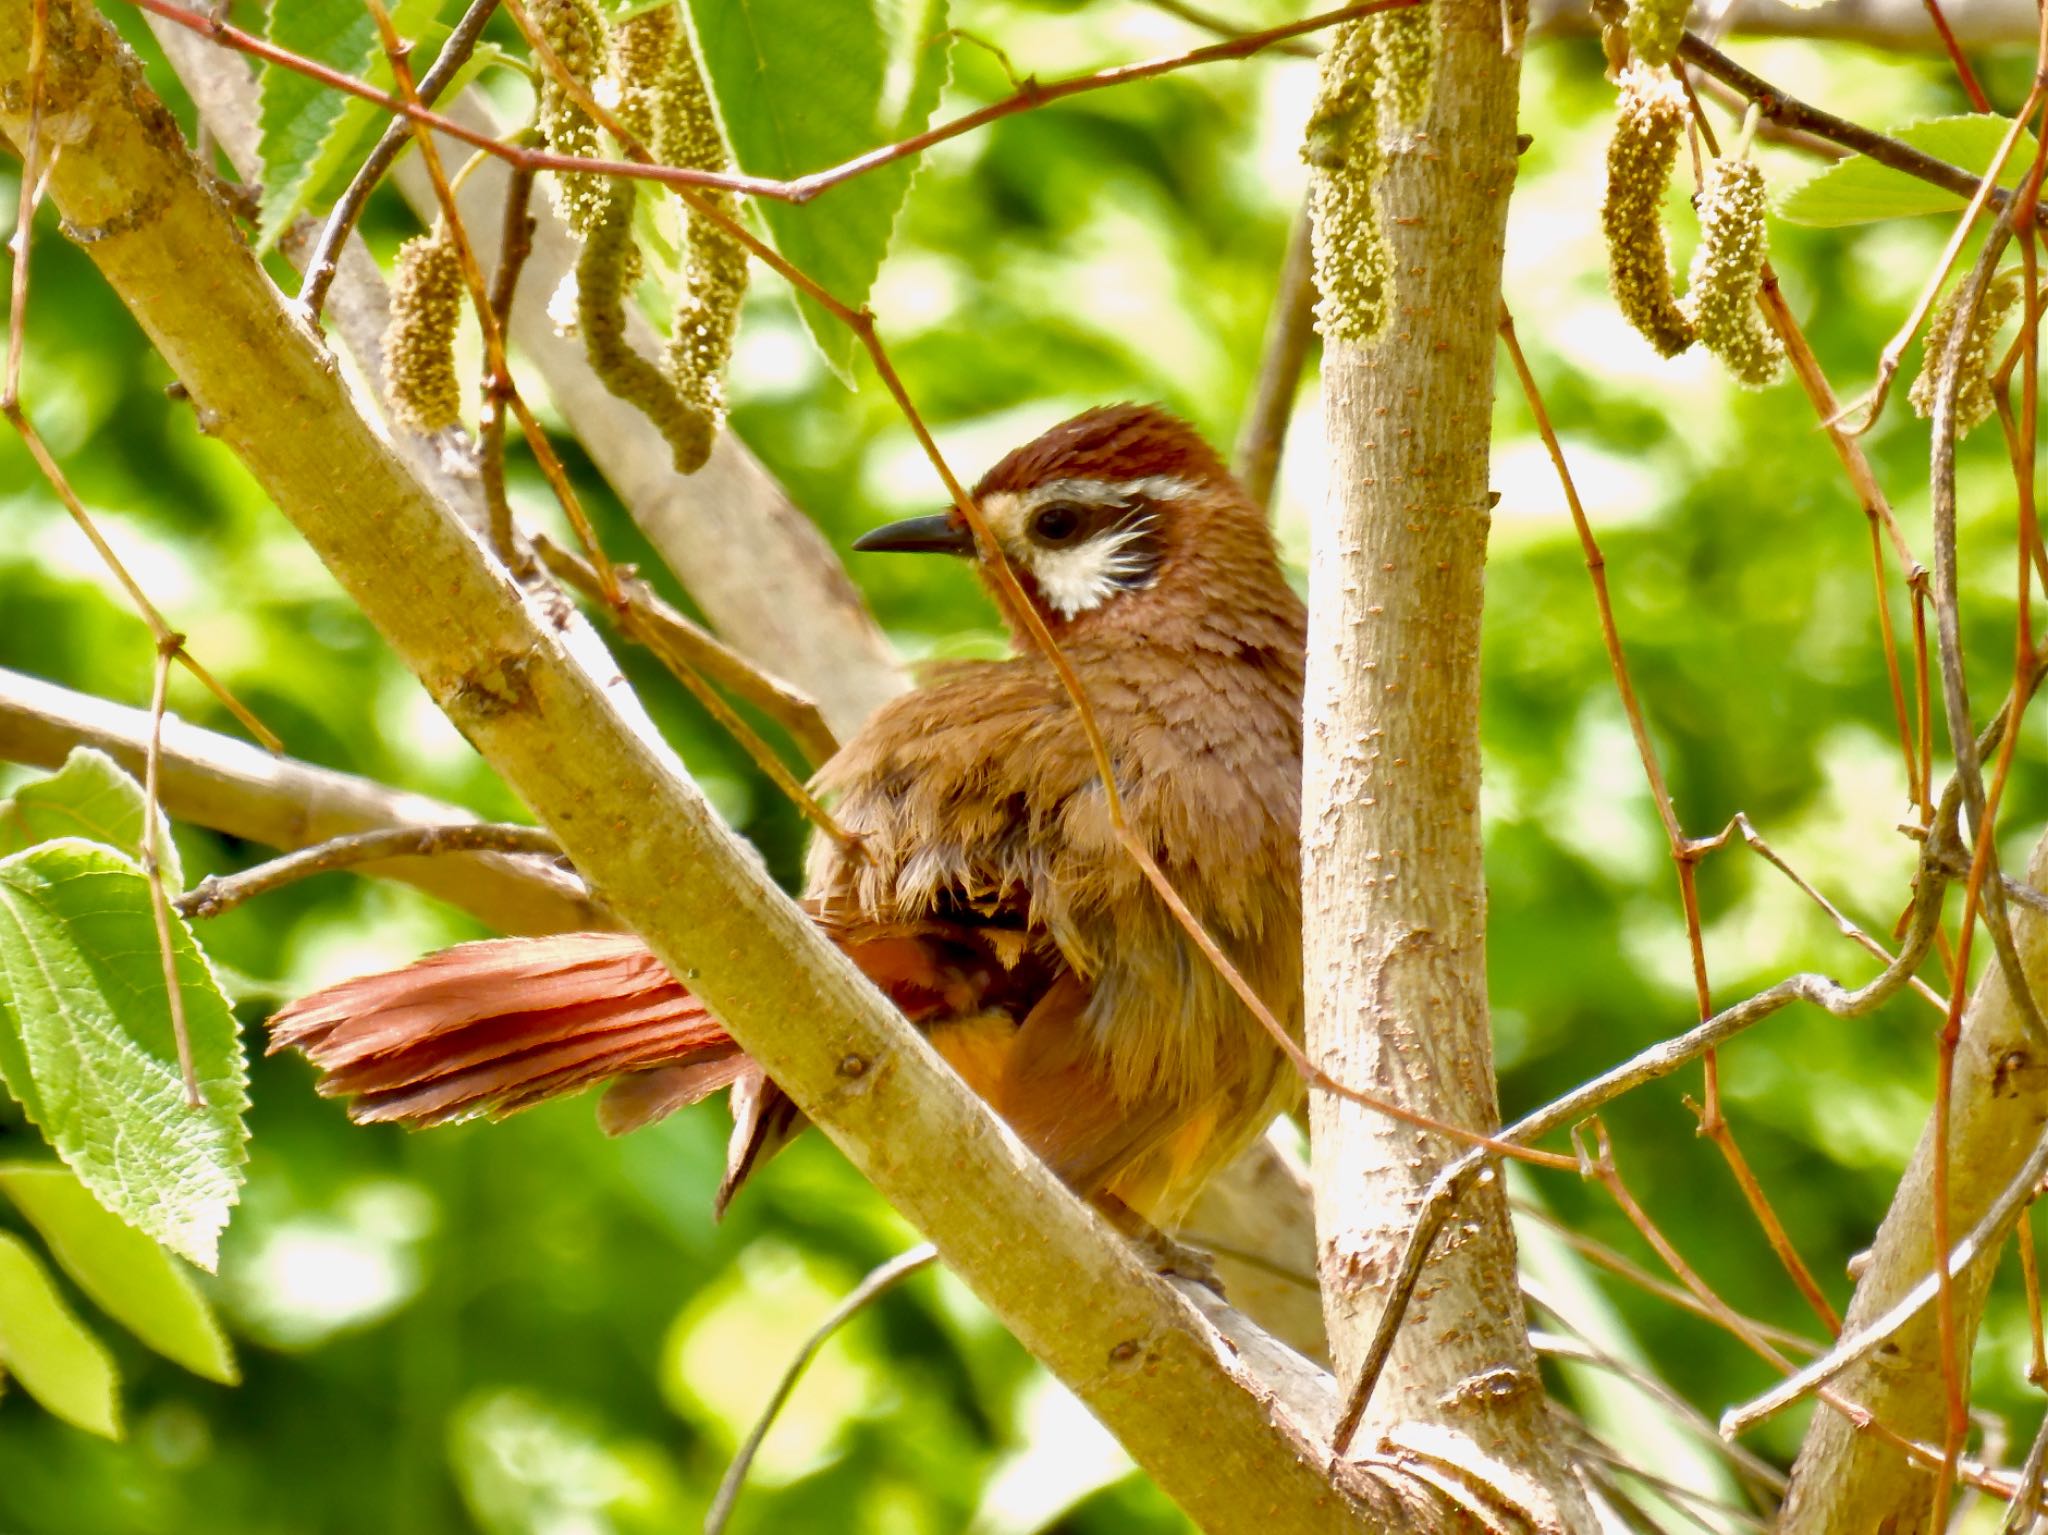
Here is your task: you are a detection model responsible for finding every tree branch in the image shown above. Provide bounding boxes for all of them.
[0,9,1429,1526]
[1679,31,2048,235]
[1538,0,2046,44]
[1234,201,1317,512]
[174,823,564,920]
[0,665,606,935]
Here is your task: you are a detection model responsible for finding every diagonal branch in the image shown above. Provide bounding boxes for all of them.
[0,664,608,935]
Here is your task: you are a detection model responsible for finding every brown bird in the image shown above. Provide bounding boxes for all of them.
[270,403,1306,1245]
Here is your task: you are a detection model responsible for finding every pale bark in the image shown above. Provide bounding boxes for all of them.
[0,8,1422,1526]
[1780,832,2048,1529]
[0,665,607,935]
[1303,8,1591,1526]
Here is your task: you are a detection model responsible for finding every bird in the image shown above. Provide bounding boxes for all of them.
[269,402,1307,1252]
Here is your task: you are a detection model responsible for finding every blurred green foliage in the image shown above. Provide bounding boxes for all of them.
[0,2,2042,1531]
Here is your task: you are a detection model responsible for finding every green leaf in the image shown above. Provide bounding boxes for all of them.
[257,0,448,251]
[258,0,381,248]
[0,747,180,892]
[1778,115,2042,227]
[0,1231,120,1438]
[684,0,953,380]
[0,841,248,1271]
[295,0,480,221]
[0,1162,237,1384]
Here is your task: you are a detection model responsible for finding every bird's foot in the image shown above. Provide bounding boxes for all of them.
[1095,1195,1227,1298]
[1143,1231,1226,1298]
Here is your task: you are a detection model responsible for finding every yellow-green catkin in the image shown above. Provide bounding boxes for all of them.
[382,220,465,435]
[531,0,611,238]
[1370,6,1435,126]
[660,21,747,469]
[612,4,676,146]
[1304,19,1390,344]
[1683,156,1783,388]
[1910,269,2023,434]
[571,3,732,473]
[576,194,707,470]
[1624,0,1688,67]
[1602,64,1694,358]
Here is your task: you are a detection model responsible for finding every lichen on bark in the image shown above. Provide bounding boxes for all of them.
[1304,20,1391,343]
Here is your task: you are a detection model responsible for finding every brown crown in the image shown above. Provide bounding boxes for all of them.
[973,403,1230,499]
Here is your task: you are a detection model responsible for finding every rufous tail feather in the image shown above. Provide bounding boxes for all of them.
[268,933,743,1130]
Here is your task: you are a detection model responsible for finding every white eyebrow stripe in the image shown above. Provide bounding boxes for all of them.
[1018,474,1201,510]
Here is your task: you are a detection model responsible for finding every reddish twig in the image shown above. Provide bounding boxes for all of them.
[127,0,1409,207]
[1920,0,1992,113]
[1500,306,1842,1335]
[2022,1208,2048,1389]
[142,639,199,1108]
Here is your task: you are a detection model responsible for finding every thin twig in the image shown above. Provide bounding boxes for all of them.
[143,640,200,1108]
[1677,32,2048,232]
[1920,0,1992,113]
[480,158,536,573]
[1578,1120,1799,1379]
[703,1245,937,1535]
[2,27,279,757]
[1141,0,1321,57]
[2005,1404,2048,1533]
[1755,268,1926,792]
[296,0,501,323]
[1501,306,1843,1334]
[1515,1199,1821,1357]
[174,823,563,920]
[536,540,855,848]
[2021,1208,2048,1389]
[1525,1294,1788,1496]
[1718,812,1946,1013]
[128,0,1412,207]
[5,0,43,406]
[1929,202,2048,1045]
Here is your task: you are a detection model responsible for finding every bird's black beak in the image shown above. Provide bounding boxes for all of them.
[852,512,976,556]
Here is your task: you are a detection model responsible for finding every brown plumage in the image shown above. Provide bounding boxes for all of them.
[269,403,1306,1231]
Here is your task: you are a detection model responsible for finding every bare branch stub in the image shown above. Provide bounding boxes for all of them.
[174,823,565,921]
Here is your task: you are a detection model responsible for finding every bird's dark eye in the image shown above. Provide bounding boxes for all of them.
[1031,504,1081,543]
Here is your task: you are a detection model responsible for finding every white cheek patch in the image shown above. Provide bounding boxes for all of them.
[1029,523,1160,617]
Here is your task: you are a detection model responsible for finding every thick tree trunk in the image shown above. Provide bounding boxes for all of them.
[1302,6,1590,1523]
